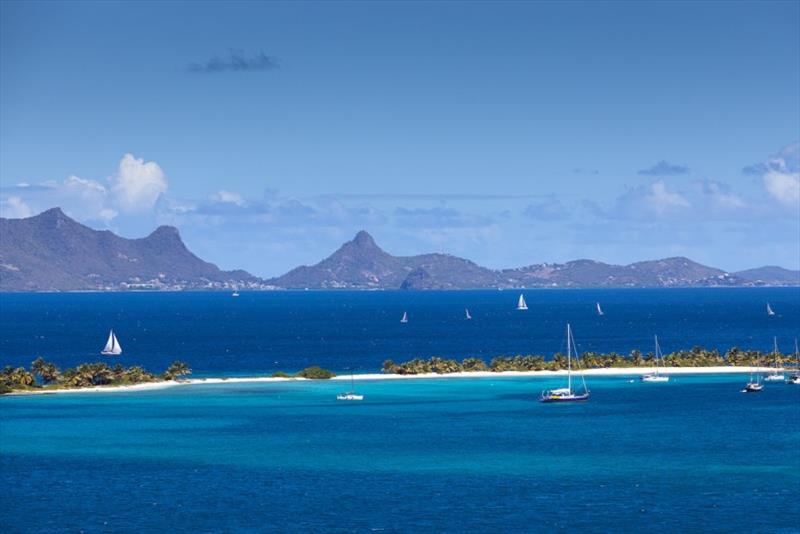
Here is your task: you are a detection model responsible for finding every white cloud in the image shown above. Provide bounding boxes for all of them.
[644,180,690,214]
[111,153,167,212]
[0,196,32,218]
[763,170,800,207]
[212,190,245,205]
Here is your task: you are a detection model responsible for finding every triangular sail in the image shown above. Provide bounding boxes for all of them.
[517,294,528,310]
[767,303,775,315]
[596,302,604,315]
[400,312,408,323]
[102,329,122,355]
[465,308,472,320]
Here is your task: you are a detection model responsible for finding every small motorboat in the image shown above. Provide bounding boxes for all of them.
[787,375,800,385]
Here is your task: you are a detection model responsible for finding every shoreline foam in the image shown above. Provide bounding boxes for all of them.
[5,366,785,396]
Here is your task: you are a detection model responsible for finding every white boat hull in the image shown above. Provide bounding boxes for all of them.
[641,374,669,382]
[763,374,785,382]
[337,393,364,401]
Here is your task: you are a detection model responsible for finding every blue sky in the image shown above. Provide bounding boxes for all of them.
[1,0,798,276]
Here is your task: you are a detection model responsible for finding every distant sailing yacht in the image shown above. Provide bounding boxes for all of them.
[540,324,590,403]
[787,338,800,385]
[766,303,775,316]
[101,329,122,356]
[337,372,364,401]
[400,311,408,323]
[641,335,669,382]
[465,308,472,320]
[516,294,528,311]
[596,302,604,316]
[764,337,785,382]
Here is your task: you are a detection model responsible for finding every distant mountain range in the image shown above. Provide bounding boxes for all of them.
[270,230,798,289]
[0,208,259,291]
[1,208,797,291]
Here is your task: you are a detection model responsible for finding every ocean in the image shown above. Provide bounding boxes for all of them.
[1,288,799,375]
[1,289,799,533]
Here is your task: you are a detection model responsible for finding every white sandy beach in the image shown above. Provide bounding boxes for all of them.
[7,366,787,396]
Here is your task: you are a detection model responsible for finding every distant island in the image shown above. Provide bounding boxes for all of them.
[2,348,795,395]
[1,207,798,291]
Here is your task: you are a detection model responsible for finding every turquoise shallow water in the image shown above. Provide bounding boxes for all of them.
[2,374,799,533]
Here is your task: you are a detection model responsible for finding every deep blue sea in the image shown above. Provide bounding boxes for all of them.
[1,289,799,533]
[1,288,799,374]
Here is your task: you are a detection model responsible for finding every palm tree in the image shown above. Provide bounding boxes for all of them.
[31,357,60,384]
[165,361,191,381]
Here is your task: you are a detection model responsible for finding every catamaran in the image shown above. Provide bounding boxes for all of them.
[517,294,528,311]
[641,335,669,382]
[596,302,604,316]
[540,324,590,403]
[763,337,785,382]
[465,308,472,320]
[787,339,800,385]
[766,303,775,316]
[400,311,408,323]
[337,372,364,401]
[101,329,122,356]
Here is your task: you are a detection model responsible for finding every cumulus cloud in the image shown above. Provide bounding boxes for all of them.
[637,160,689,176]
[0,196,32,218]
[763,170,800,207]
[212,190,245,206]
[188,50,279,73]
[111,153,168,212]
[743,142,800,208]
[695,180,745,210]
[644,180,691,213]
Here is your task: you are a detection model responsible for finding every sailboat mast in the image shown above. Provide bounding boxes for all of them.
[567,323,572,392]
[654,335,660,376]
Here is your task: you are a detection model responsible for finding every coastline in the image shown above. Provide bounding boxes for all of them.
[5,366,786,396]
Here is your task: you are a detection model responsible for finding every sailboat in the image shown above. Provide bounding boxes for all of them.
[540,324,590,403]
[516,294,528,311]
[337,372,364,401]
[766,303,775,316]
[743,355,763,392]
[641,335,669,382]
[596,302,604,316]
[763,337,785,382]
[400,311,408,323]
[787,338,800,385]
[101,329,122,356]
[465,308,472,320]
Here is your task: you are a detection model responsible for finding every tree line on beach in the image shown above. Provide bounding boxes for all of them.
[381,346,798,375]
[0,358,191,394]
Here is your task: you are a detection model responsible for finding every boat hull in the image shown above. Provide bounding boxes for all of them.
[641,375,669,382]
[540,393,590,403]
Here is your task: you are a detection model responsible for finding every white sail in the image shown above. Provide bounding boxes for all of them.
[596,302,604,316]
[400,312,408,323]
[517,294,528,310]
[465,308,472,320]
[767,303,775,316]
[101,329,122,355]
